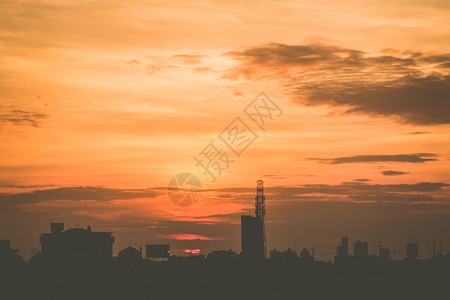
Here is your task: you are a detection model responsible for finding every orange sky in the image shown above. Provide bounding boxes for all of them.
[1,0,449,259]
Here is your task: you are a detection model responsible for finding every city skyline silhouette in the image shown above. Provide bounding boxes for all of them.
[1,179,448,262]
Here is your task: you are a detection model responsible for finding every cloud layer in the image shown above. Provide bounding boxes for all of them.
[217,181,449,204]
[0,186,161,206]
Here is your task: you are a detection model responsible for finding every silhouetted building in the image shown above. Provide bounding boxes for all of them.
[207,249,237,260]
[270,248,281,258]
[1,240,11,249]
[336,239,376,265]
[118,246,142,264]
[379,248,390,262]
[170,254,205,262]
[241,179,267,258]
[50,222,64,233]
[0,240,22,264]
[270,248,297,259]
[241,215,264,257]
[354,241,368,256]
[406,243,418,260]
[335,236,350,264]
[146,244,170,261]
[40,223,114,263]
[0,240,18,257]
[336,236,348,256]
[300,248,313,262]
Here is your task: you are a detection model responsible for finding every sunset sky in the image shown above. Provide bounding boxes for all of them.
[1,0,449,259]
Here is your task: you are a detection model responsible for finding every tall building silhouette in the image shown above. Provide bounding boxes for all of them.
[379,248,390,262]
[241,215,264,257]
[406,243,418,260]
[353,240,369,256]
[241,179,266,258]
[336,236,348,256]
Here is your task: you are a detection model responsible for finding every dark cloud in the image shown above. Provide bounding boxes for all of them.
[0,108,48,127]
[407,131,430,135]
[382,170,409,176]
[276,182,447,195]
[307,153,437,164]
[347,194,435,203]
[321,75,450,125]
[227,43,367,67]
[437,62,450,69]
[0,186,161,206]
[226,43,450,125]
[0,184,56,189]
[218,181,448,195]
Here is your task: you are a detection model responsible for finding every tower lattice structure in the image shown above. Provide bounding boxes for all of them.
[255,179,267,258]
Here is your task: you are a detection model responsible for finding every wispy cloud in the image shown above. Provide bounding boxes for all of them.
[126,53,210,76]
[382,170,409,176]
[307,153,437,164]
[0,108,48,128]
[406,131,431,135]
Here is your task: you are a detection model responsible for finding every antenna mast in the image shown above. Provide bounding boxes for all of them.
[255,179,267,258]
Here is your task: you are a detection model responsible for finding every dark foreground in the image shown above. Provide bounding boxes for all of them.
[1,257,449,300]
